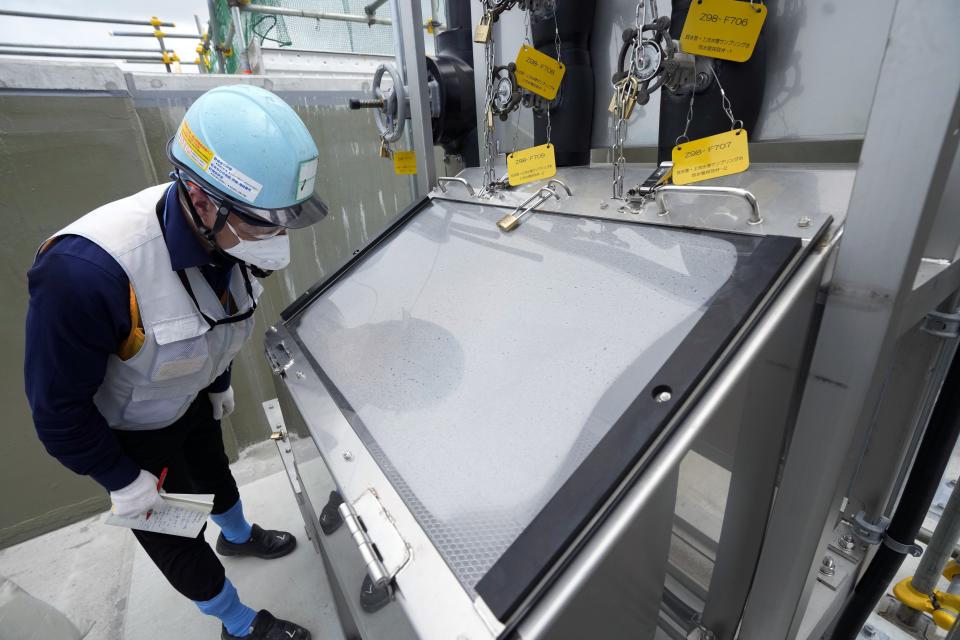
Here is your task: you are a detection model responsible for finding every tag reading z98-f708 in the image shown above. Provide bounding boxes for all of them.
[514,45,566,101]
[680,0,767,62]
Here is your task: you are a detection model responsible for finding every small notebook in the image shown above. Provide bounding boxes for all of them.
[105,493,214,538]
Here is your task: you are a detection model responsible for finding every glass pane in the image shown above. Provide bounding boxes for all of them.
[292,200,739,595]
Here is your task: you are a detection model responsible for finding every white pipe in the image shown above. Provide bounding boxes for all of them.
[240,4,391,27]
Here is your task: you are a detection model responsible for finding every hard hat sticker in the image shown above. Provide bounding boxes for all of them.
[207,156,263,201]
[177,120,214,170]
[297,157,318,199]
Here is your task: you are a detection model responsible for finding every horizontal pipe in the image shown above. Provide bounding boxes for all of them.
[240,4,391,27]
[110,31,200,39]
[0,42,169,53]
[0,49,171,61]
[123,59,199,65]
[0,9,174,27]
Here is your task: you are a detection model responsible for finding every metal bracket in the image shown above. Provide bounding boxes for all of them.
[883,536,923,557]
[265,327,294,375]
[921,310,960,339]
[852,511,921,556]
[852,510,890,546]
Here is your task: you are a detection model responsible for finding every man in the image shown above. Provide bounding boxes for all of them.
[24,85,328,639]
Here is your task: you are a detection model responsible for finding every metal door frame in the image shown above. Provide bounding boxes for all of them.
[739,1,960,637]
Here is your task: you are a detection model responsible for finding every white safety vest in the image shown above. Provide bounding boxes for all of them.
[44,183,262,430]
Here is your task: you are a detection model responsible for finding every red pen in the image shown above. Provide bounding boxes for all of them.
[145,467,169,521]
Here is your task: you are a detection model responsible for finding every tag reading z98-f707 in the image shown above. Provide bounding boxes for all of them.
[680,0,767,62]
[514,45,566,101]
[672,129,749,185]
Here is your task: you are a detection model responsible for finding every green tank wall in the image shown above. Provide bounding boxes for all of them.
[0,67,433,548]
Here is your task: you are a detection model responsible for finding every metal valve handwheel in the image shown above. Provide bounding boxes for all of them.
[372,63,407,143]
[492,63,522,120]
[613,17,675,106]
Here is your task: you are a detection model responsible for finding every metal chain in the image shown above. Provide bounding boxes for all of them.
[546,1,561,146]
[523,7,531,46]
[612,0,644,199]
[711,65,743,130]
[482,29,497,193]
[675,78,698,146]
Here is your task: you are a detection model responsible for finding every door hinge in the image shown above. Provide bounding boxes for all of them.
[338,490,410,588]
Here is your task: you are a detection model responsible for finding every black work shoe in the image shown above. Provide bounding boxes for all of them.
[221,609,311,640]
[215,524,297,559]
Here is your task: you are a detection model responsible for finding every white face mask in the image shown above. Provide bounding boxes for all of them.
[222,221,291,271]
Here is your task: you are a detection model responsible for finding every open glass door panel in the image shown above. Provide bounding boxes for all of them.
[281,197,800,624]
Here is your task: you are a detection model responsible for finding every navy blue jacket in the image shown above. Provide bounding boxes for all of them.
[25,184,235,492]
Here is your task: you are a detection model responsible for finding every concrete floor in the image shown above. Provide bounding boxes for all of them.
[3,437,959,640]
[0,442,346,640]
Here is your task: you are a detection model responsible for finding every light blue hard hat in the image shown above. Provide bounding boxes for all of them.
[168,84,327,229]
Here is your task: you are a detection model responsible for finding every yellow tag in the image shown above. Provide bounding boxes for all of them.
[177,120,214,170]
[679,0,767,62]
[507,144,557,186]
[672,129,749,185]
[393,151,416,175]
[514,45,566,101]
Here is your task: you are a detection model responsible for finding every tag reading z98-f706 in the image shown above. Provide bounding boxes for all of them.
[672,129,749,185]
[680,0,767,62]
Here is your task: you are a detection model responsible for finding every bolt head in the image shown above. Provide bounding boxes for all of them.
[798,216,812,228]
[343,451,354,462]
[655,390,672,403]
[839,533,856,550]
[862,624,876,637]
[819,556,837,576]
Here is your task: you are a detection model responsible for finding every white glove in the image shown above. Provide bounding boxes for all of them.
[110,469,166,519]
[209,386,236,420]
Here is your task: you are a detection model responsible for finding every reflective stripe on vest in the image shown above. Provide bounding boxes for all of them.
[42,183,262,430]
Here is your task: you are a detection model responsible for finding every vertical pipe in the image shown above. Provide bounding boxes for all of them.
[388,0,417,197]
[156,33,171,72]
[194,14,207,73]
[230,5,251,73]
[828,344,960,639]
[397,0,438,194]
[896,481,960,626]
[949,617,960,640]
[207,0,227,73]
